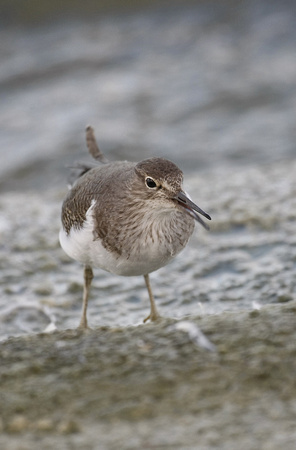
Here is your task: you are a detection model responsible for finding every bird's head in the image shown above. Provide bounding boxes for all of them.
[134,158,211,230]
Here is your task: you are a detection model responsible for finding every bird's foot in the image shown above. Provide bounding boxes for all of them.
[77,321,92,332]
[143,312,162,323]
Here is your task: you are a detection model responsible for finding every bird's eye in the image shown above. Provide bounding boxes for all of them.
[145,177,157,189]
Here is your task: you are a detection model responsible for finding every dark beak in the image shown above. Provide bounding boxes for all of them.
[176,191,211,230]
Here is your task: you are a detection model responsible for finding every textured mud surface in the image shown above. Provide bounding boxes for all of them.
[1,302,296,449]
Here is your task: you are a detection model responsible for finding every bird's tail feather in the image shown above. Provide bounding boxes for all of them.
[66,125,108,187]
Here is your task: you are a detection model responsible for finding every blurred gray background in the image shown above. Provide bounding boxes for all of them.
[1,0,295,191]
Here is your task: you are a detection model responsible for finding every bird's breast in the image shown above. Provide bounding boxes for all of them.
[60,202,195,277]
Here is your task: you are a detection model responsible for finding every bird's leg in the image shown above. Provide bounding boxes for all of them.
[143,274,161,323]
[78,265,93,329]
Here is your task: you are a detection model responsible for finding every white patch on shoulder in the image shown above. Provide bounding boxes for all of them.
[59,199,147,276]
[60,199,108,264]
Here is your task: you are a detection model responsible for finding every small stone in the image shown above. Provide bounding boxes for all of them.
[67,281,82,293]
[35,418,55,431]
[34,282,52,296]
[7,415,30,433]
[57,419,80,434]
[43,322,57,333]
[278,293,293,303]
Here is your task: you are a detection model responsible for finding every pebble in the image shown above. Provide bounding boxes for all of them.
[7,415,30,433]
[57,419,80,434]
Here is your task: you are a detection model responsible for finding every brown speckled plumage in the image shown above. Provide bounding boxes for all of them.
[61,161,134,235]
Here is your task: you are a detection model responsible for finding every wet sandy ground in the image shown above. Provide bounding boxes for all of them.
[1,301,296,449]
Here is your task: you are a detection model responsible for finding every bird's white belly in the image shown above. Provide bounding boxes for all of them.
[59,225,175,276]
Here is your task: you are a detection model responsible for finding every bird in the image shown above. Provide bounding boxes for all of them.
[59,126,211,329]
